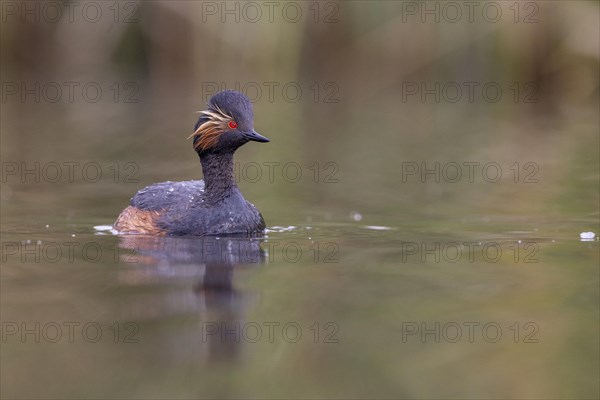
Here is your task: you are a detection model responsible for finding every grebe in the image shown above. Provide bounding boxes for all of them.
[114,90,269,236]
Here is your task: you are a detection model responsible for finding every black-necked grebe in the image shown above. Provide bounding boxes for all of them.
[114,90,269,236]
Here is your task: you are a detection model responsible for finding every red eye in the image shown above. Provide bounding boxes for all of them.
[228,121,238,129]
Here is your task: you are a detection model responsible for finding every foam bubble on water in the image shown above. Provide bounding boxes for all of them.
[579,232,596,241]
[350,211,363,222]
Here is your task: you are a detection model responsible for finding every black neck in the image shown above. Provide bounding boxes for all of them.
[199,151,238,203]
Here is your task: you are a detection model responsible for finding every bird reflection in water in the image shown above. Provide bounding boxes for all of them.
[117,234,266,362]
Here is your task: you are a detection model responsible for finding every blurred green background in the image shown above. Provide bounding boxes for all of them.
[1,1,599,399]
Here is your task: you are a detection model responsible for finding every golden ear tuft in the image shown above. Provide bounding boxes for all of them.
[188,105,233,151]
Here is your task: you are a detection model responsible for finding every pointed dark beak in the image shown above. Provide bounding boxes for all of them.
[243,130,270,143]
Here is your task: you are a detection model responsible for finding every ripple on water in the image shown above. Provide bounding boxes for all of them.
[364,225,394,231]
[93,225,118,235]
